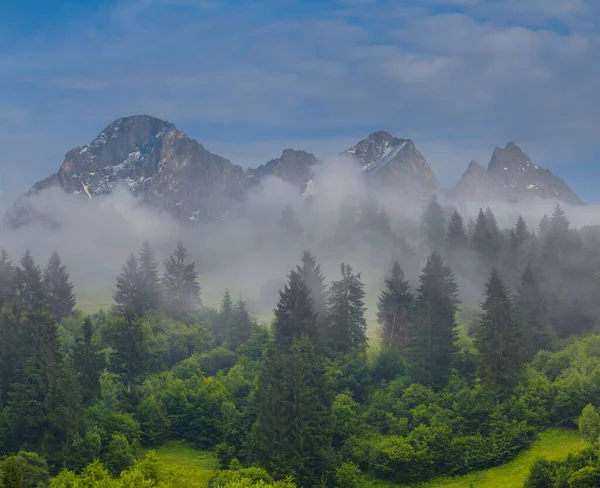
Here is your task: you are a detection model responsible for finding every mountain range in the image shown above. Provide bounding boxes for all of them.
[3,115,583,229]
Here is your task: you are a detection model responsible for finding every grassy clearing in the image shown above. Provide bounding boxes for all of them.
[137,440,218,486]
[362,428,583,488]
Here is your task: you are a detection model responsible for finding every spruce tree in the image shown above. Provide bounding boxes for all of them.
[376,262,413,349]
[296,251,328,318]
[42,251,76,323]
[474,268,525,398]
[326,264,367,354]
[447,210,468,252]
[217,289,234,346]
[471,208,502,266]
[228,296,253,350]
[162,241,201,317]
[14,250,46,312]
[515,265,554,357]
[0,309,28,401]
[273,270,318,352]
[253,336,332,486]
[138,241,161,312]
[422,195,446,252]
[114,254,143,315]
[72,316,105,405]
[408,252,459,389]
[0,248,15,307]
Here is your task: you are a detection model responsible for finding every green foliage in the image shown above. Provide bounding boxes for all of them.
[2,451,49,488]
[103,433,134,476]
[162,241,201,318]
[43,251,76,323]
[578,404,600,447]
[376,262,412,350]
[408,252,459,389]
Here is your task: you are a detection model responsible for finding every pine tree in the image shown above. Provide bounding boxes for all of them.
[474,268,525,398]
[377,262,413,350]
[326,264,367,354]
[0,309,29,402]
[253,336,332,486]
[5,312,63,450]
[42,252,76,323]
[14,250,46,312]
[228,296,253,350]
[471,208,501,265]
[138,241,161,312]
[114,254,143,315]
[408,253,459,389]
[72,316,105,405]
[422,195,446,252]
[515,265,554,358]
[105,311,148,390]
[273,271,318,352]
[162,241,201,317]
[296,251,328,318]
[217,289,234,346]
[0,248,15,307]
[447,210,468,252]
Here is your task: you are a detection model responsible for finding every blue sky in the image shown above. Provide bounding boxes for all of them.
[1,0,599,205]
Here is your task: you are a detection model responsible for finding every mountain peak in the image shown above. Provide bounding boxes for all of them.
[343,132,438,190]
[246,148,319,191]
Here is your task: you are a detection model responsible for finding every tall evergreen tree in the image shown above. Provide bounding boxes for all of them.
[471,208,501,265]
[105,311,148,390]
[273,271,318,352]
[0,248,15,307]
[217,289,234,346]
[43,252,76,323]
[408,253,459,389]
[138,241,161,312]
[5,312,63,451]
[0,309,28,402]
[296,251,328,318]
[447,210,468,252]
[377,262,413,350]
[515,265,554,357]
[253,336,332,487]
[422,195,446,252]
[72,316,105,405]
[326,264,367,354]
[228,296,254,350]
[113,254,143,315]
[162,241,201,317]
[14,250,46,312]
[474,268,525,398]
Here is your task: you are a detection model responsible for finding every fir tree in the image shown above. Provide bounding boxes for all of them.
[272,271,318,352]
[14,250,46,312]
[408,252,459,389]
[113,254,143,315]
[0,248,15,307]
[0,309,28,401]
[326,264,367,354]
[471,208,501,265]
[5,312,63,450]
[447,210,468,252]
[296,251,328,318]
[105,311,148,390]
[42,251,76,323]
[474,268,525,398]
[515,265,555,358]
[217,289,234,346]
[228,296,253,350]
[422,195,446,252]
[138,241,162,312]
[162,241,201,317]
[253,336,332,486]
[72,316,105,405]
[376,262,413,350]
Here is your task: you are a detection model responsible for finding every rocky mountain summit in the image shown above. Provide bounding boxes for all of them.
[342,131,439,190]
[453,142,583,205]
[3,116,584,230]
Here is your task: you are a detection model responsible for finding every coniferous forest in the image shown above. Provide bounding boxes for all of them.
[2,202,600,487]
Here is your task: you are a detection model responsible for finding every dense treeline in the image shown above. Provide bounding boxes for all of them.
[0,202,600,487]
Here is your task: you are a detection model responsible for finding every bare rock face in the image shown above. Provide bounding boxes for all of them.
[4,115,247,228]
[247,148,319,191]
[453,142,583,205]
[343,131,439,190]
